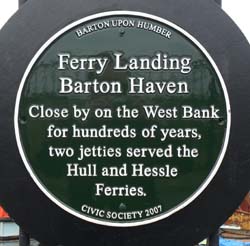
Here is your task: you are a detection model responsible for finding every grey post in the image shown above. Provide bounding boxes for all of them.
[206,3,222,245]
[19,0,28,7]
[18,0,30,242]
[17,0,29,239]
[214,0,222,7]
[19,228,31,246]
[207,230,220,246]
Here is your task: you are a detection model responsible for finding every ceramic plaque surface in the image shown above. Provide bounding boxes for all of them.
[15,11,231,227]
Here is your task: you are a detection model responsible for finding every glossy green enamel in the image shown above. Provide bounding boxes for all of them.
[16,13,229,226]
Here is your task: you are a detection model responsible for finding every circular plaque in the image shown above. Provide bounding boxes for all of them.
[15,11,230,226]
[1,0,250,245]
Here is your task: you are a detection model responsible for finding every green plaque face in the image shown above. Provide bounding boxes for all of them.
[15,11,231,227]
